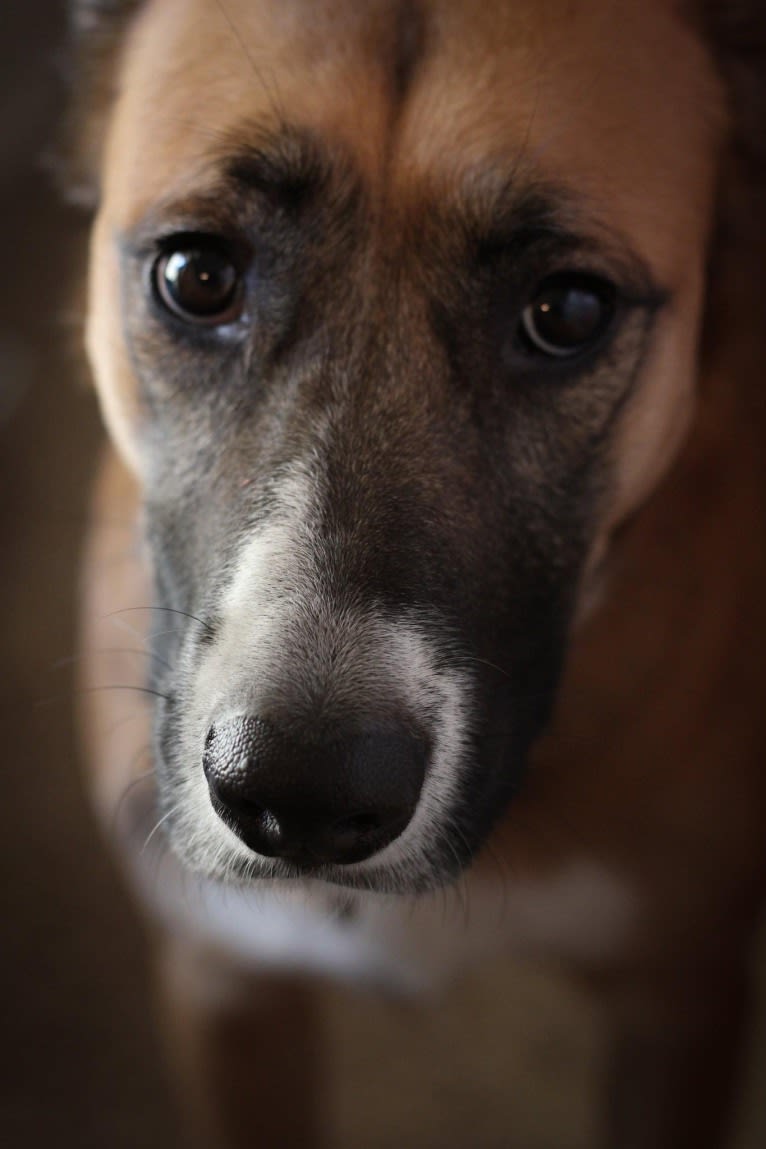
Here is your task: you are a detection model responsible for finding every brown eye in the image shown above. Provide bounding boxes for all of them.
[154,245,243,325]
[521,274,615,358]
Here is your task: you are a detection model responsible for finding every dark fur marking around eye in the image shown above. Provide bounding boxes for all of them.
[222,126,332,212]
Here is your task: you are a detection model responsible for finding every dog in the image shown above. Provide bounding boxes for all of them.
[66,1,766,1145]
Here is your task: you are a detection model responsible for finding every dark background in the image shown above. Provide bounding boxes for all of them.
[0,4,184,1146]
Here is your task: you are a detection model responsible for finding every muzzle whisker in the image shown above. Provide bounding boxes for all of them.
[52,646,174,673]
[461,654,513,681]
[481,841,516,926]
[110,754,155,838]
[142,804,183,855]
[105,605,215,636]
[443,830,475,929]
[78,683,172,702]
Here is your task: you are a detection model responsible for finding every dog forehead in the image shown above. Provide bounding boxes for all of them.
[104,0,721,263]
[402,0,723,261]
[104,0,406,215]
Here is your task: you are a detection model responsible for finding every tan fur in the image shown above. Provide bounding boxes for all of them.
[79,1,766,1145]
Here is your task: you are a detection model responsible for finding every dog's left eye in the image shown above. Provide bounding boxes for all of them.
[153,244,244,325]
[519,273,616,358]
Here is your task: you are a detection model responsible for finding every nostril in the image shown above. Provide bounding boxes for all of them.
[207,782,274,832]
[230,794,272,829]
[334,811,382,836]
[248,805,280,840]
[208,784,284,854]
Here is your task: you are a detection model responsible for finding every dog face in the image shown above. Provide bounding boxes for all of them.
[82,0,723,892]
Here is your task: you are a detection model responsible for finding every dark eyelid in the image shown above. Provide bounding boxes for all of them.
[449,176,669,306]
[121,213,253,262]
[120,126,341,259]
[473,225,668,310]
[224,149,327,207]
[149,231,251,268]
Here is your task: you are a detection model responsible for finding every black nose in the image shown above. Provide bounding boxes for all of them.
[202,716,427,867]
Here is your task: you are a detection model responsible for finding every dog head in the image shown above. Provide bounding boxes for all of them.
[72,0,732,893]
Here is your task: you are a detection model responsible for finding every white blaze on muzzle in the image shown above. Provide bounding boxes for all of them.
[170,468,474,887]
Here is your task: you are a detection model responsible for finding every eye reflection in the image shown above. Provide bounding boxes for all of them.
[520,273,616,358]
[154,244,243,326]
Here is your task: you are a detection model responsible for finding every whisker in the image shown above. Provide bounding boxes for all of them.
[109,613,157,647]
[213,0,287,126]
[77,684,171,702]
[462,655,513,681]
[110,758,155,836]
[146,116,244,149]
[103,710,145,740]
[106,605,214,634]
[142,804,182,854]
[480,841,514,924]
[52,647,174,673]
[446,827,476,928]
[146,626,197,644]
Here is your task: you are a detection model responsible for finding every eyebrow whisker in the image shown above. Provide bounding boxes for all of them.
[213,0,288,128]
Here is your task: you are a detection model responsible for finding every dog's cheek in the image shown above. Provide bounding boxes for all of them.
[576,283,705,621]
[86,213,146,474]
[611,277,704,519]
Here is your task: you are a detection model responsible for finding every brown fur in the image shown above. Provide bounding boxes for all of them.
[75,1,766,1145]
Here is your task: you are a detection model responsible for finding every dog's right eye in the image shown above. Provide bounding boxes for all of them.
[153,244,244,326]
[519,273,616,359]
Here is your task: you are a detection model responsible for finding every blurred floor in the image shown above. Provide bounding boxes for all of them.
[2,5,766,1149]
